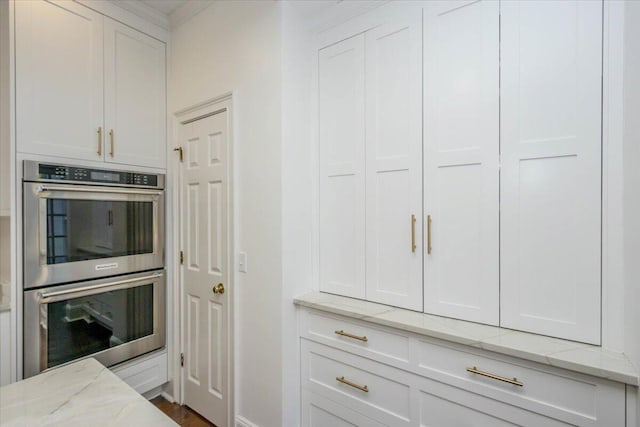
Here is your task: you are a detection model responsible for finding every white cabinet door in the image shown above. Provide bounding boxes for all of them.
[500,1,602,344]
[319,35,366,299]
[104,18,166,169]
[302,391,386,427]
[365,11,422,310]
[423,1,499,324]
[16,0,104,161]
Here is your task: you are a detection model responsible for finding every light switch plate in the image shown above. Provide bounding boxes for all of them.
[238,252,247,273]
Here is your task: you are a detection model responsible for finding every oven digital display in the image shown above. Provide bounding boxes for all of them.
[91,171,120,182]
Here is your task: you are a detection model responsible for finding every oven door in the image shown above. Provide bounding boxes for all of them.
[24,270,165,378]
[24,182,164,288]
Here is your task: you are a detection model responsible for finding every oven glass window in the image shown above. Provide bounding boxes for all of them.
[46,199,154,264]
[47,284,154,369]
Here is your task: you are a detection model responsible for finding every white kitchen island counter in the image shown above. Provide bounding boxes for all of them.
[0,358,177,427]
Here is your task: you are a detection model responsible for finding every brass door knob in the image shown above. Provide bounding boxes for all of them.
[213,283,225,294]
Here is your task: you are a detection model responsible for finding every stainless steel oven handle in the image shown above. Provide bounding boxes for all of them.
[36,184,163,196]
[38,272,164,302]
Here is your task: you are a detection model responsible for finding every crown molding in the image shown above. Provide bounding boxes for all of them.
[108,0,171,30]
[170,0,215,29]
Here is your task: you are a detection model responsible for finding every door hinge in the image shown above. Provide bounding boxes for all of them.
[179,251,184,265]
[173,146,183,162]
[180,353,184,367]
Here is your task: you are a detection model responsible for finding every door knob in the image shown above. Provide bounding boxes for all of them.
[213,283,225,294]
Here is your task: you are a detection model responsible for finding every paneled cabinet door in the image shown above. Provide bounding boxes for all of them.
[500,1,602,344]
[365,10,422,310]
[318,35,366,299]
[104,18,166,169]
[16,0,104,161]
[423,0,499,325]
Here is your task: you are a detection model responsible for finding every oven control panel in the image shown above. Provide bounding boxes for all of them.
[34,163,161,188]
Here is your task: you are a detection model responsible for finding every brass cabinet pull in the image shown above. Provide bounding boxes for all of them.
[97,127,102,156]
[109,129,114,157]
[466,366,523,387]
[334,329,368,342]
[336,376,369,392]
[411,214,417,252]
[427,215,432,255]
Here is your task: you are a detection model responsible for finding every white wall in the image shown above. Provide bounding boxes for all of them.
[623,0,640,421]
[170,2,284,426]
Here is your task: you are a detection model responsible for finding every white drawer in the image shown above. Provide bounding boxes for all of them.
[302,390,386,427]
[301,339,413,426]
[301,309,410,366]
[416,338,625,427]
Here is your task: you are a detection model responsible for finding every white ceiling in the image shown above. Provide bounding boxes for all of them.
[140,0,190,16]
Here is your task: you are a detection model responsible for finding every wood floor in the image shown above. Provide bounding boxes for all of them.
[151,396,217,427]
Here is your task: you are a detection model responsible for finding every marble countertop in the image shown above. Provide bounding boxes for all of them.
[0,281,9,312]
[0,358,177,426]
[294,292,639,386]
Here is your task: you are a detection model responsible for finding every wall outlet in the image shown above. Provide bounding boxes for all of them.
[238,252,247,273]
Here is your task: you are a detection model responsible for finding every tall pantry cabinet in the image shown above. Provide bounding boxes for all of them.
[318,0,604,345]
[15,0,166,169]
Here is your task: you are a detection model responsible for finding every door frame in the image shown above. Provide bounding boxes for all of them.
[171,93,235,424]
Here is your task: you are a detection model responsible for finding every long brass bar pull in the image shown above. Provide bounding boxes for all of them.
[109,129,114,157]
[427,215,432,255]
[97,127,102,156]
[334,329,368,342]
[466,366,523,387]
[336,376,369,393]
[411,214,417,252]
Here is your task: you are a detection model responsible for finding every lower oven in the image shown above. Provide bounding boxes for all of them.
[24,270,165,378]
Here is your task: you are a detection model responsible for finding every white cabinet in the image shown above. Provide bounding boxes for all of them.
[500,1,603,344]
[104,18,166,169]
[318,8,422,310]
[318,34,366,299]
[15,0,104,162]
[422,0,500,325]
[0,310,10,386]
[365,11,422,311]
[15,0,166,169]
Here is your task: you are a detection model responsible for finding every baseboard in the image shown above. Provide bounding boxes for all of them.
[160,390,175,403]
[142,385,163,400]
[236,415,259,427]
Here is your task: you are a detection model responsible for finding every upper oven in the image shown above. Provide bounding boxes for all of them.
[23,161,165,289]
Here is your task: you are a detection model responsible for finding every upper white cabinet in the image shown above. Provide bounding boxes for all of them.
[16,0,104,162]
[365,11,422,310]
[15,0,166,169]
[423,0,499,324]
[500,1,602,344]
[104,18,166,169]
[318,34,366,299]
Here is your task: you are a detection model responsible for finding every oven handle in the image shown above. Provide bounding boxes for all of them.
[36,184,163,196]
[38,272,164,303]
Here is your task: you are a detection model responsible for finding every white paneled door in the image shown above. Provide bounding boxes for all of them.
[365,11,422,310]
[319,35,366,299]
[500,1,603,344]
[181,110,230,426]
[16,0,104,161]
[104,18,166,169]
[423,0,499,324]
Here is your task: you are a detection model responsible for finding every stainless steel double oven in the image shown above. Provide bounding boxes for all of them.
[23,161,166,378]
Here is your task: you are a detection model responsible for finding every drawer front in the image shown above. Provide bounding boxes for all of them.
[302,339,412,426]
[302,390,386,427]
[301,309,410,365]
[416,339,625,426]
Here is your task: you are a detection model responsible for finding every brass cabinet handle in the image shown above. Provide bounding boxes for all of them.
[334,329,368,342]
[427,215,432,255]
[109,129,114,157]
[213,283,225,294]
[336,376,369,392]
[411,214,417,252]
[97,127,102,156]
[466,366,523,387]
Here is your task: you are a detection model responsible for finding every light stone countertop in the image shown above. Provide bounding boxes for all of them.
[0,281,9,312]
[0,358,177,427]
[294,291,639,386]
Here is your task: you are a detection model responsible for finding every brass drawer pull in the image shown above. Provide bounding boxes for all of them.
[466,366,523,387]
[336,376,369,393]
[411,214,417,252]
[334,329,368,342]
[427,215,432,255]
